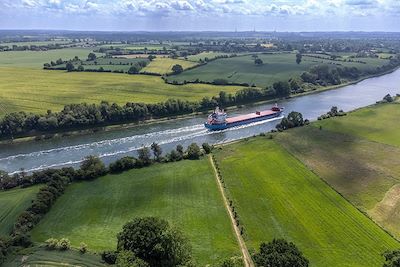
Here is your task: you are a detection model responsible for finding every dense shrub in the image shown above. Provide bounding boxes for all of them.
[383,250,400,267]
[45,238,59,250]
[102,250,118,264]
[79,242,88,254]
[77,156,107,180]
[276,111,304,131]
[109,157,136,173]
[57,238,71,251]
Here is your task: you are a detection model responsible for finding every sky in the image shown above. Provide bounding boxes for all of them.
[0,0,399,31]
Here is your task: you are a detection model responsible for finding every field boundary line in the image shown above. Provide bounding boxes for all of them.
[208,155,254,267]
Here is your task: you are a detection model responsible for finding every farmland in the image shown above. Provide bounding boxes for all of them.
[275,102,400,239]
[170,53,389,87]
[141,57,198,74]
[0,67,243,116]
[3,247,104,267]
[213,137,399,266]
[0,186,40,237]
[0,48,99,68]
[31,159,239,266]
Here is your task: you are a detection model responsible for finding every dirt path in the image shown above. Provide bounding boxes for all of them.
[209,155,254,267]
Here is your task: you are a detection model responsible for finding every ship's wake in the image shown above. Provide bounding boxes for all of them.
[2,116,283,174]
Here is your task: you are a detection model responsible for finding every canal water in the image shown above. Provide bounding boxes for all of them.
[1,70,399,174]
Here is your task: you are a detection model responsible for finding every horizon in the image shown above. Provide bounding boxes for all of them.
[1,0,399,32]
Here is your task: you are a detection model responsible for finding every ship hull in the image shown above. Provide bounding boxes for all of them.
[204,110,282,131]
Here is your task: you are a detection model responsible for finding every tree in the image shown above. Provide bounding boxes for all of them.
[79,155,107,180]
[117,217,192,267]
[148,55,156,61]
[116,250,149,267]
[172,64,183,74]
[45,238,58,250]
[253,239,309,267]
[88,52,97,61]
[57,238,71,251]
[383,250,400,267]
[202,143,212,154]
[128,66,140,74]
[176,145,184,157]
[289,79,300,91]
[66,62,75,72]
[150,142,162,161]
[254,58,263,65]
[186,143,201,160]
[296,53,302,64]
[137,147,152,166]
[77,65,84,72]
[273,81,291,97]
[0,238,7,264]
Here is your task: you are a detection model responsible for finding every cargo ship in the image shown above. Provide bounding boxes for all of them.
[204,105,284,130]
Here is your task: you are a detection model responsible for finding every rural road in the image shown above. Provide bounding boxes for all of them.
[209,155,255,267]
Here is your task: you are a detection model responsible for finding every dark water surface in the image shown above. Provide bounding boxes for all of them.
[1,70,399,174]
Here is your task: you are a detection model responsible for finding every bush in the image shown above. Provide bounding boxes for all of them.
[202,143,213,154]
[79,242,88,254]
[57,238,71,251]
[45,238,58,250]
[101,250,117,264]
[109,157,136,173]
[186,143,202,160]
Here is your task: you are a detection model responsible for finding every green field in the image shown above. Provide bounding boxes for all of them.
[0,48,98,68]
[141,58,198,74]
[4,247,104,267]
[0,40,71,48]
[0,67,243,116]
[170,53,389,87]
[313,103,400,147]
[31,159,239,265]
[53,57,149,72]
[275,103,400,239]
[0,186,40,237]
[187,52,232,62]
[213,138,399,266]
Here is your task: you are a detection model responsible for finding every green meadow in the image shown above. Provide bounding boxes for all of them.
[141,57,198,74]
[313,103,400,147]
[3,247,104,267]
[31,159,239,266]
[0,67,243,116]
[213,138,399,266]
[0,48,98,68]
[276,102,400,239]
[170,53,389,87]
[0,186,40,237]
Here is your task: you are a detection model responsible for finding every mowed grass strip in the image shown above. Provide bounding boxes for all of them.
[0,186,40,237]
[0,48,98,68]
[141,58,198,74]
[214,138,399,266]
[3,247,104,267]
[31,159,239,265]
[170,53,389,87]
[0,67,243,116]
[313,103,400,147]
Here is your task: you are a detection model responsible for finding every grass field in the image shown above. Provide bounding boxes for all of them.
[313,103,400,147]
[0,40,71,47]
[187,52,232,62]
[4,247,104,267]
[0,67,243,116]
[0,48,98,68]
[213,138,399,266]
[53,57,149,72]
[31,159,239,265]
[0,186,40,237]
[275,102,400,239]
[170,53,389,87]
[141,58,198,74]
